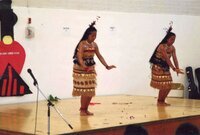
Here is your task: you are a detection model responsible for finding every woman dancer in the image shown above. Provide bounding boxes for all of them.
[150,25,184,106]
[72,21,116,116]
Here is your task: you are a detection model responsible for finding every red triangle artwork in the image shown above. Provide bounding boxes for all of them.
[0,40,32,97]
[0,63,32,96]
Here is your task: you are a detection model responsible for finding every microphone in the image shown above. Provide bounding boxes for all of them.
[27,68,38,86]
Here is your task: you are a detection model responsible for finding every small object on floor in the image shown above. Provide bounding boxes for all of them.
[89,102,101,105]
[112,102,132,105]
[48,94,60,102]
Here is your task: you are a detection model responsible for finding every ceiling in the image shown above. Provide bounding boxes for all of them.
[11,0,200,16]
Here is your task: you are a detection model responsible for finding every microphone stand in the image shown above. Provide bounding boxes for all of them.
[31,76,73,135]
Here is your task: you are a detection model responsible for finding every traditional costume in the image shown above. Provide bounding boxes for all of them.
[150,44,173,90]
[72,42,97,97]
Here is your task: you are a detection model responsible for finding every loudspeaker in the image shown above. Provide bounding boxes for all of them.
[185,66,200,99]
[195,68,200,97]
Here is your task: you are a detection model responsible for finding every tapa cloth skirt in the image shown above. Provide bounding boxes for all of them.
[72,64,96,97]
[150,64,172,90]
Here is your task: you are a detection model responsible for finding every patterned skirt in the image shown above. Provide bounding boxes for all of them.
[150,64,172,90]
[72,64,97,97]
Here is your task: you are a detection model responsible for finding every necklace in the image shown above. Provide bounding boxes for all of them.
[165,44,172,53]
[86,40,92,44]
[86,40,93,47]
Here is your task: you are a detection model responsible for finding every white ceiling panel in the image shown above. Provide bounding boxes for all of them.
[11,0,200,16]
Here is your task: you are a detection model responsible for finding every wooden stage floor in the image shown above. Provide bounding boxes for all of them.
[0,95,200,135]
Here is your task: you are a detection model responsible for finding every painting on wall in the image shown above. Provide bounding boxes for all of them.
[0,0,32,96]
[0,37,32,97]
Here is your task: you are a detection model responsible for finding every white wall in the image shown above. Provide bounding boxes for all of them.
[1,7,200,104]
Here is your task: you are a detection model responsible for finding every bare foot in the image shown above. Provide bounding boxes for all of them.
[157,102,171,106]
[86,110,94,115]
[80,111,88,116]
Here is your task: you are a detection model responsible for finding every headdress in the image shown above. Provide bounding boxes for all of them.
[89,16,100,28]
[165,21,173,34]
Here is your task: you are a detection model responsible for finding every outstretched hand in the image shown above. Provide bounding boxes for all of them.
[106,65,116,70]
[175,68,184,75]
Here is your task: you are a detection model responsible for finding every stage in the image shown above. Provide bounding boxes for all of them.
[0,95,200,135]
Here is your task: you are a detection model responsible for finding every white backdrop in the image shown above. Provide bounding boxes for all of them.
[1,7,200,104]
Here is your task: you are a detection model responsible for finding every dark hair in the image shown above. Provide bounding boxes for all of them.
[149,31,176,63]
[160,32,176,44]
[176,123,200,135]
[124,125,148,135]
[159,26,176,44]
[73,22,97,59]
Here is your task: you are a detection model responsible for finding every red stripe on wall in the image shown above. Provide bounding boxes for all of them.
[1,79,7,96]
[13,79,17,96]
[20,85,24,95]
[7,66,13,96]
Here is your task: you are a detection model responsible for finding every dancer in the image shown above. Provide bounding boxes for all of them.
[149,24,184,106]
[72,20,116,116]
